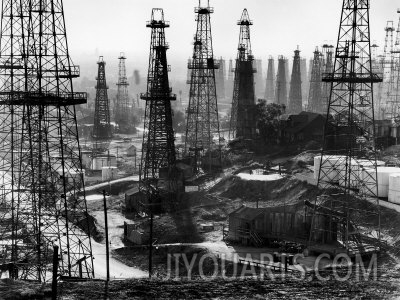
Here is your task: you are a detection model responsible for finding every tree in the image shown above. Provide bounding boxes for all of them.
[256,100,286,144]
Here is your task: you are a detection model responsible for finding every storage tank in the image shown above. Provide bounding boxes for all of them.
[361,166,400,197]
[314,155,346,181]
[102,166,118,181]
[338,158,385,189]
[388,173,400,204]
[356,159,385,178]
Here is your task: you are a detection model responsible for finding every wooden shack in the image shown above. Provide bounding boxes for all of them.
[125,187,147,212]
[228,204,336,246]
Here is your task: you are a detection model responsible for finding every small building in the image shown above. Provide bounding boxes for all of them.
[80,150,92,168]
[281,111,325,144]
[228,204,336,247]
[124,222,148,245]
[125,187,147,212]
[92,154,117,170]
[175,162,193,180]
[126,145,137,157]
[102,166,118,181]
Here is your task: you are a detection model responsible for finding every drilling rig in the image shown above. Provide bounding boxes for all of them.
[309,0,382,255]
[0,0,93,281]
[229,9,257,141]
[184,0,221,174]
[92,56,112,152]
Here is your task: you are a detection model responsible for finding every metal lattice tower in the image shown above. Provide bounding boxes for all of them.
[140,8,176,192]
[229,9,257,140]
[371,44,382,118]
[92,56,112,151]
[392,10,400,123]
[215,57,226,101]
[381,21,396,119]
[300,58,308,109]
[321,45,334,115]
[288,48,302,114]
[0,0,94,281]
[184,0,221,173]
[307,47,323,113]
[264,56,275,103]
[115,53,134,133]
[254,59,264,98]
[309,0,382,252]
[275,56,287,106]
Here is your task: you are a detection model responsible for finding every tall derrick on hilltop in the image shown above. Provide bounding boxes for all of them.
[275,56,287,106]
[184,0,221,173]
[300,58,308,109]
[229,9,257,140]
[215,57,226,101]
[140,8,177,194]
[288,48,302,114]
[92,56,112,151]
[115,53,135,133]
[321,44,334,115]
[309,0,382,253]
[264,56,275,103]
[307,47,323,113]
[254,59,264,98]
[382,20,397,120]
[0,0,94,281]
[392,10,400,123]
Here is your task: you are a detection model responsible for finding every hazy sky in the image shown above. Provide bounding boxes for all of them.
[63,0,400,80]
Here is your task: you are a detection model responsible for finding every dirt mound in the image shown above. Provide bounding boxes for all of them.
[220,175,319,210]
[283,151,317,174]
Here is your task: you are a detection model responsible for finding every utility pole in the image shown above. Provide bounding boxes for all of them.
[103,190,110,281]
[51,245,59,300]
[148,193,154,279]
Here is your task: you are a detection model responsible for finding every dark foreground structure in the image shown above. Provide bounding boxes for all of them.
[0,0,94,281]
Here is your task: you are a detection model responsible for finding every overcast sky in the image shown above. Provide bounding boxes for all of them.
[63,0,400,80]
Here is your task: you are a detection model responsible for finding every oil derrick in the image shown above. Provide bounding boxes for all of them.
[275,56,287,106]
[285,58,290,101]
[307,47,323,113]
[288,48,302,114]
[229,9,257,140]
[115,53,134,133]
[371,44,382,117]
[140,8,176,194]
[309,0,382,252]
[226,58,234,100]
[215,57,226,101]
[185,0,221,173]
[392,10,400,124]
[254,59,264,98]
[92,56,112,151]
[264,56,275,103]
[381,21,396,119]
[300,58,308,109]
[321,45,334,115]
[0,0,93,281]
